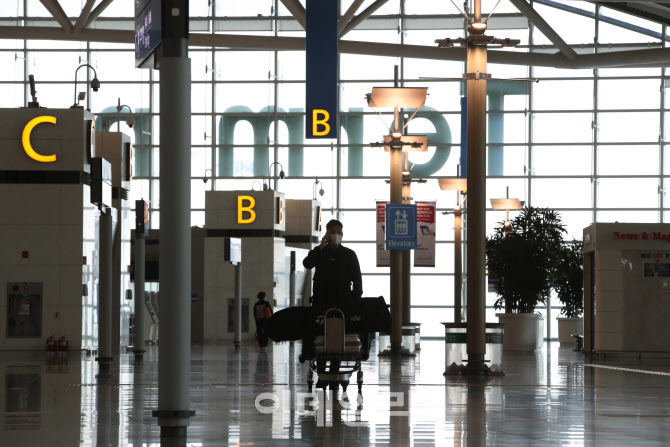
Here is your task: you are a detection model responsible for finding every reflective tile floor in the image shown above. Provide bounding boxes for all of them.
[2,340,670,446]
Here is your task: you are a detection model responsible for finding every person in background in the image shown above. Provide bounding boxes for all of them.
[253,291,273,350]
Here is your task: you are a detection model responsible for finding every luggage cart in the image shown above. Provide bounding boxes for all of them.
[306,308,364,396]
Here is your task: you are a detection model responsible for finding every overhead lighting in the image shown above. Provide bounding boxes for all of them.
[392,131,402,139]
[402,170,410,176]
[471,22,487,32]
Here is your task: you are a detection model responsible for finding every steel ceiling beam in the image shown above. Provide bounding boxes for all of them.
[338,0,365,35]
[340,0,389,37]
[280,0,306,29]
[84,0,116,29]
[38,0,73,32]
[2,25,670,69]
[509,0,578,61]
[74,0,97,33]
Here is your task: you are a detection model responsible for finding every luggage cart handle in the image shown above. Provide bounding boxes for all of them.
[324,308,345,352]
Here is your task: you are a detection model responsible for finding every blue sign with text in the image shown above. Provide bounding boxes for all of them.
[305,0,338,139]
[135,0,162,68]
[385,204,417,250]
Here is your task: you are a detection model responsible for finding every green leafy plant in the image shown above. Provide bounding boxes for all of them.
[554,240,584,318]
[486,206,566,314]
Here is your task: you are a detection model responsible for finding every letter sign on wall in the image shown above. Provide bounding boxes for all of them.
[305,0,337,139]
[22,116,57,162]
[238,196,256,224]
[276,197,284,224]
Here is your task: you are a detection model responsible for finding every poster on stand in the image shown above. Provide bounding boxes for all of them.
[415,201,436,267]
[376,201,390,267]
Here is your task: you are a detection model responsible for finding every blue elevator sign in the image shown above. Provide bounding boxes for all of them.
[305,0,338,139]
[385,204,417,250]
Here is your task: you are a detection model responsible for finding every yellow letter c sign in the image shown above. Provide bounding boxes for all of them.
[22,116,57,162]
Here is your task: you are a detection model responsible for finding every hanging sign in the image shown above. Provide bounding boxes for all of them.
[414,201,436,267]
[305,0,338,139]
[376,201,390,267]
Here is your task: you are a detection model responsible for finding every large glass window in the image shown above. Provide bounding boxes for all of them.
[3,0,669,340]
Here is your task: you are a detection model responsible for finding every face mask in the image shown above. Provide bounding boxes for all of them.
[330,234,342,246]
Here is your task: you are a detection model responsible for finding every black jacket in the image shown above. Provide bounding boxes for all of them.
[303,244,363,306]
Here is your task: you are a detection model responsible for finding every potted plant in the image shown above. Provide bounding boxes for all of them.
[554,240,584,345]
[486,206,566,351]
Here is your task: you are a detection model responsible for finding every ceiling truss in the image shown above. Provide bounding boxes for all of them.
[4,0,670,69]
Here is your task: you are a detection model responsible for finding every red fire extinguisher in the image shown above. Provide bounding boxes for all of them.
[46,336,56,352]
[57,336,69,352]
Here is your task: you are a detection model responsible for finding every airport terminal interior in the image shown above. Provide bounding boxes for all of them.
[3,0,670,445]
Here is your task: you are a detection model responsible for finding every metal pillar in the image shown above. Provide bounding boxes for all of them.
[390,65,404,354]
[153,0,194,436]
[97,208,113,370]
[390,110,404,354]
[401,154,411,325]
[233,263,242,347]
[454,205,463,324]
[465,4,488,373]
[133,226,146,361]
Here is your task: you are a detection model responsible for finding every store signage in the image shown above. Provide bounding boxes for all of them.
[614,231,670,242]
[305,0,338,139]
[415,201,436,267]
[22,116,57,162]
[238,195,256,224]
[385,204,417,250]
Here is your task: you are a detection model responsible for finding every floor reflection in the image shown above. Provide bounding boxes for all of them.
[1,342,670,445]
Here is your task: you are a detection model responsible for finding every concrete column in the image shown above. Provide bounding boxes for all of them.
[133,229,146,361]
[465,41,487,373]
[234,263,242,347]
[454,209,463,324]
[154,54,195,435]
[98,208,113,370]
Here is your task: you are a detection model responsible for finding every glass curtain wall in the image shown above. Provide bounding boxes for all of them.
[1,0,668,339]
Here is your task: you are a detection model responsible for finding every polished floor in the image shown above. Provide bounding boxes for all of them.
[2,340,670,446]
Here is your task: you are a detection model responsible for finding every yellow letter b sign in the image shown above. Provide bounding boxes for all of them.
[238,195,256,224]
[312,109,331,137]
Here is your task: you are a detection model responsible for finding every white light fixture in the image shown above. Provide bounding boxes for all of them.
[471,22,487,32]
[438,177,467,192]
[490,198,521,210]
[366,87,428,109]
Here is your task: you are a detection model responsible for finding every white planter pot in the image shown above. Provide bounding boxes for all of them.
[557,317,583,346]
[496,313,544,351]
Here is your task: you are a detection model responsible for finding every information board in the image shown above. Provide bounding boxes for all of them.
[135,0,162,68]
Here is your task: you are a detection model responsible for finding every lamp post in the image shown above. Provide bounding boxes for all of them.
[367,86,428,354]
[435,0,520,374]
